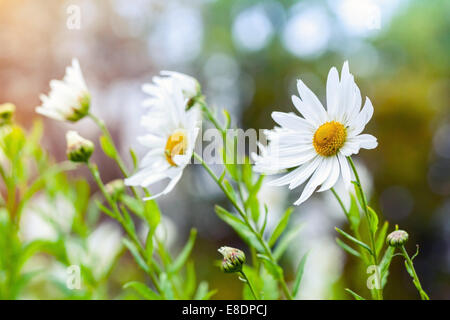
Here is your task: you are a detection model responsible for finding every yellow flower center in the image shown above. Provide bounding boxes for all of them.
[165,129,188,166]
[313,121,347,157]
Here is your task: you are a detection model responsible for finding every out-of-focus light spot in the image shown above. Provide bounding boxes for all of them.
[330,0,405,38]
[380,186,414,220]
[340,41,380,77]
[336,0,381,36]
[282,6,331,58]
[428,160,450,195]
[203,53,241,115]
[433,124,450,159]
[148,6,203,65]
[232,5,274,52]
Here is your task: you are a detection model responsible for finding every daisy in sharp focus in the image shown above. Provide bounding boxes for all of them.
[36,58,90,122]
[253,61,377,205]
[125,72,201,200]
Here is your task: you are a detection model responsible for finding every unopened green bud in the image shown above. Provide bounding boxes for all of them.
[218,246,245,273]
[105,179,125,199]
[66,130,94,162]
[387,230,409,247]
[0,103,15,126]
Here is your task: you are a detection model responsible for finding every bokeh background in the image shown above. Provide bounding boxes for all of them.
[0,0,449,299]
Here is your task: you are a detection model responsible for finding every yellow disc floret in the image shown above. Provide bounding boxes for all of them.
[165,129,188,166]
[313,121,347,157]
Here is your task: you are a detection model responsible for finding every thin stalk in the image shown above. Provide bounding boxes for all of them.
[193,152,293,300]
[401,246,429,300]
[87,162,162,295]
[346,157,383,300]
[240,270,259,300]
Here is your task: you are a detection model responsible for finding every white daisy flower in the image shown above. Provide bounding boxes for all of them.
[125,75,201,200]
[36,58,90,122]
[253,61,377,205]
[141,71,200,109]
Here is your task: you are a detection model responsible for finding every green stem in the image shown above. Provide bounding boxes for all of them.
[240,270,259,300]
[193,152,293,300]
[87,162,162,295]
[346,157,382,300]
[401,246,429,300]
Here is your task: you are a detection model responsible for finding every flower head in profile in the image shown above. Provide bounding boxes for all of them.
[125,73,201,200]
[36,58,90,122]
[142,71,201,109]
[253,61,377,205]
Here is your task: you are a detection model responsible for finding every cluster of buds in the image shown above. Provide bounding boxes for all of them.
[66,130,94,163]
[218,246,246,273]
[387,230,409,247]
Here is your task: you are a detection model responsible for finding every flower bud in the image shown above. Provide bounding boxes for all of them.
[0,103,15,126]
[387,230,409,247]
[105,179,125,200]
[66,130,94,162]
[218,246,245,273]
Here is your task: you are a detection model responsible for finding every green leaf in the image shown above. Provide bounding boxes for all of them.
[169,229,197,274]
[124,281,161,300]
[336,238,362,259]
[129,148,138,171]
[183,261,197,299]
[376,221,389,256]
[122,238,149,273]
[99,135,116,158]
[273,224,303,261]
[345,288,366,300]
[346,194,361,233]
[335,227,372,254]
[292,251,309,297]
[215,205,264,252]
[194,281,217,300]
[223,179,237,202]
[380,246,395,288]
[257,254,282,280]
[159,272,175,300]
[268,207,293,247]
[367,206,379,235]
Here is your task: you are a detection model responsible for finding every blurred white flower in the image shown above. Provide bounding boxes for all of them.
[20,194,76,242]
[36,58,90,122]
[139,215,178,249]
[253,61,377,205]
[66,222,122,281]
[125,74,201,200]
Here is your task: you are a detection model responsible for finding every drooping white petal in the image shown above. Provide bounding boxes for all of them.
[294,158,333,205]
[338,152,352,190]
[318,156,341,192]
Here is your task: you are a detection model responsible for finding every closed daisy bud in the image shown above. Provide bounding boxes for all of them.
[218,246,245,273]
[105,179,125,200]
[0,103,15,126]
[387,230,409,247]
[36,59,90,122]
[66,130,94,163]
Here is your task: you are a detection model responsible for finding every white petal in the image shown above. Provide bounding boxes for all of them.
[271,112,315,133]
[338,152,352,190]
[294,157,333,205]
[348,97,374,136]
[356,134,378,149]
[143,172,183,200]
[326,67,339,117]
[318,156,340,192]
[288,156,322,189]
